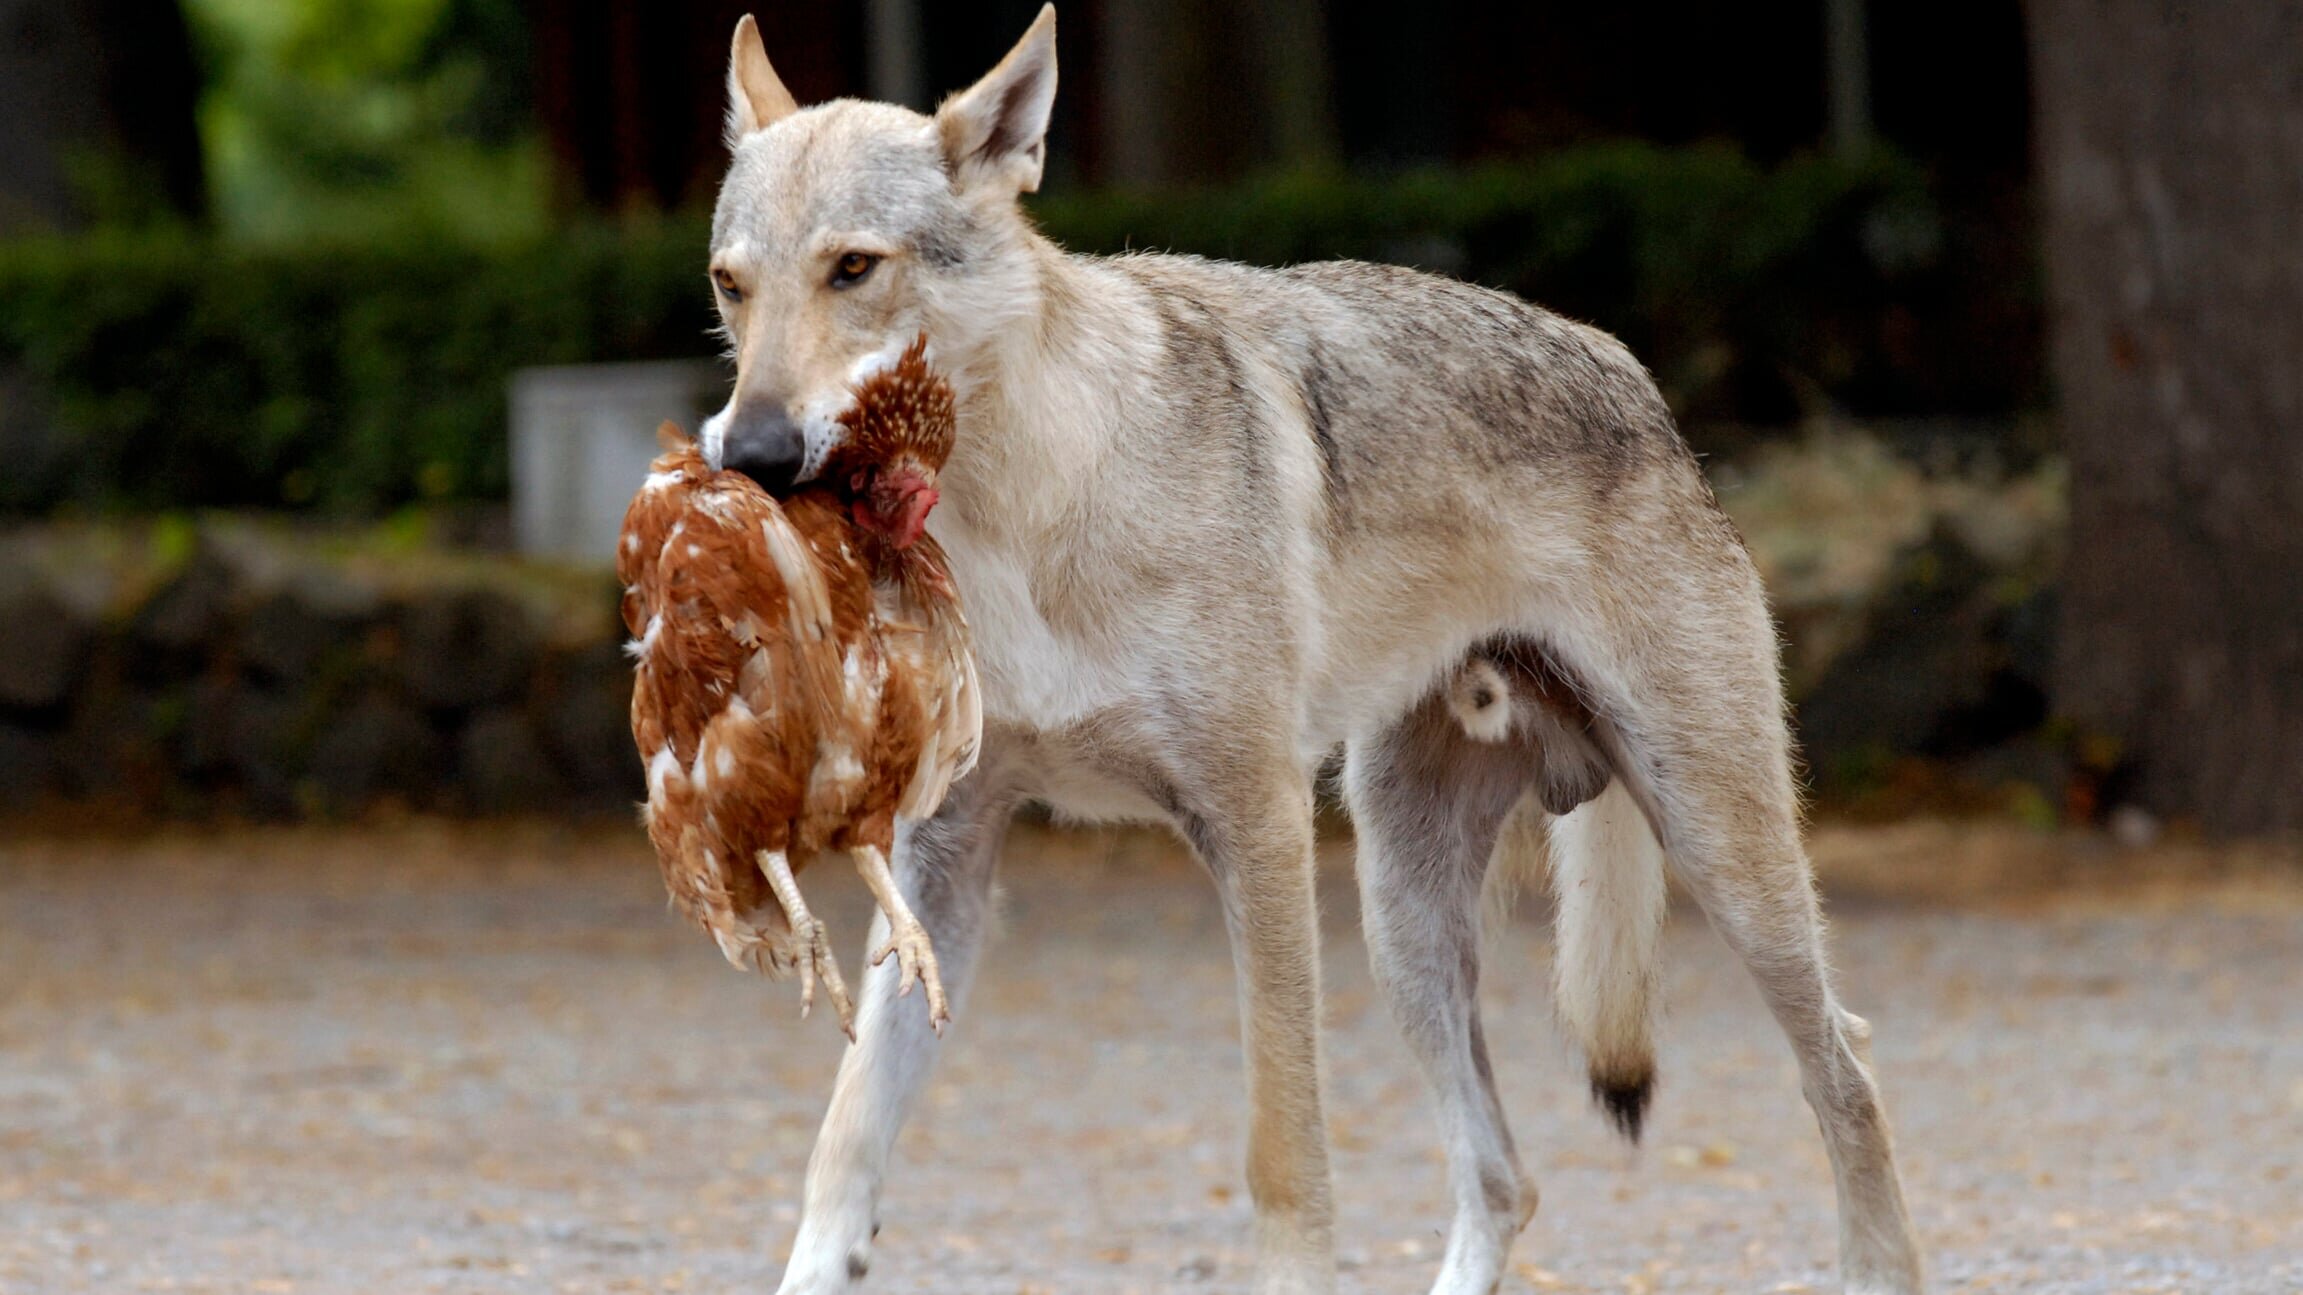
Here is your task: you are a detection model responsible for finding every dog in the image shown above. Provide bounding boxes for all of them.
[697,9,1923,1293]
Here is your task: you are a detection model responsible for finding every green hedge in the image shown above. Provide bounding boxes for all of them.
[1034,144,2015,424]
[0,144,2033,515]
[0,220,715,513]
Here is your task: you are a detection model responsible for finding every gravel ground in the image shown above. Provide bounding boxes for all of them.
[1,817,2298,1294]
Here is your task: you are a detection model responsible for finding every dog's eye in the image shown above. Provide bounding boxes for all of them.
[712,269,743,303]
[831,252,878,288]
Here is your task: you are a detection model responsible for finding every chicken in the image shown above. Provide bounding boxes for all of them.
[617,337,979,1037]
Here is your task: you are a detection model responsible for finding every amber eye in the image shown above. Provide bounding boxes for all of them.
[712,269,743,303]
[831,252,879,287]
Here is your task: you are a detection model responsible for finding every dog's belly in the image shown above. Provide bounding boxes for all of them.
[1032,758,1172,826]
[1297,549,1544,753]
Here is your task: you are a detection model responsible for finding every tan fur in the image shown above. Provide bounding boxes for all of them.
[1546,781,1668,1109]
[704,10,1921,1295]
[725,15,797,142]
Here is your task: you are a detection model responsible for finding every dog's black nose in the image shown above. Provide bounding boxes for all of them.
[721,407,806,495]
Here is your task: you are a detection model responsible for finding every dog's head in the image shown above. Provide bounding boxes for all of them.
[702,7,1058,493]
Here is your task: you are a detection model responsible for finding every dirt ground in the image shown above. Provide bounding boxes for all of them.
[2,816,2298,1294]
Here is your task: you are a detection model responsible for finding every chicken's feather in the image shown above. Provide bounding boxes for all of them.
[885,534,980,821]
[620,350,982,1031]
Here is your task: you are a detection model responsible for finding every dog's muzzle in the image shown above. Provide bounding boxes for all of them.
[720,406,807,495]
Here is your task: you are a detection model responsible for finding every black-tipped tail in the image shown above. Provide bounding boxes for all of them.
[1592,1071,1654,1143]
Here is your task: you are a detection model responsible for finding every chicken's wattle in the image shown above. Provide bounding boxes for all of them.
[857,468,939,550]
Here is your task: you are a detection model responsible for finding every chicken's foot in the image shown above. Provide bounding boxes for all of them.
[757,849,856,1040]
[852,843,950,1032]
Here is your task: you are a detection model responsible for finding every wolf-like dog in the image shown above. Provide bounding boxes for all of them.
[697,9,1923,1294]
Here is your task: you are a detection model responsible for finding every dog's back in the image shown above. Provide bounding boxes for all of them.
[943,247,1756,763]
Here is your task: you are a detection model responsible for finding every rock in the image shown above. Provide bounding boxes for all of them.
[1794,525,2002,779]
[0,588,91,711]
[0,364,66,511]
[222,686,310,817]
[2107,804,2162,849]
[177,676,240,777]
[398,590,537,711]
[1997,585,2057,700]
[132,551,238,657]
[306,692,448,811]
[0,724,57,806]
[53,688,174,803]
[0,519,653,817]
[457,709,565,812]
[1957,731,2077,805]
[1722,430,2064,697]
[536,641,639,806]
[240,589,375,685]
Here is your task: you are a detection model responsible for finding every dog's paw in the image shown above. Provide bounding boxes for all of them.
[775,1233,873,1294]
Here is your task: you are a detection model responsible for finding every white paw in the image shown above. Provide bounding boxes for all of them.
[783,1244,870,1290]
[776,1232,873,1294]
[1841,1270,1923,1295]
[1426,1221,1513,1295]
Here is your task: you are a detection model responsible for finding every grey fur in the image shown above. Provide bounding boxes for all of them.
[705,9,1923,1294]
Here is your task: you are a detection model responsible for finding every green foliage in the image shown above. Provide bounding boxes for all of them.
[0,219,713,513]
[187,0,545,245]
[1033,144,1973,422]
[0,145,2034,516]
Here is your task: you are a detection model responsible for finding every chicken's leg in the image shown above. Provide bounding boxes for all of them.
[758,850,856,1040]
[852,843,950,1031]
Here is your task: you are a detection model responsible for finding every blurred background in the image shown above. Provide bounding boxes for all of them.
[3,5,2301,1293]
[1,0,2294,836]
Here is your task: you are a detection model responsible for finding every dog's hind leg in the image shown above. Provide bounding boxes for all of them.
[1648,795,1920,1294]
[776,765,1021,1295]
[1344,694,1539,1295]
[1553,584,1924,1294]
[1172,748,1337,1295]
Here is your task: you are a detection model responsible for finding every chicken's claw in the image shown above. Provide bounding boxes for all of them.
[757,849,856,1040]
[853,844,950,1032]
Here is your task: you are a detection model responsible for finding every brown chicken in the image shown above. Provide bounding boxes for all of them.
[617,338,979,1036]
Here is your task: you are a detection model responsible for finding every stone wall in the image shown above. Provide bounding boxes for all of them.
[0,431,2069,820]
[1718,431,2067,795]
[0,517,636,818]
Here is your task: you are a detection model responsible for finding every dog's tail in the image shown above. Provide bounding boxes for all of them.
[1457,654,1666,1140]
[1541,779,1667,1141]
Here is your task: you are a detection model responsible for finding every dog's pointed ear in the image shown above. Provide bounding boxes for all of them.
[726,14,799,146]
[935,4,1058,195]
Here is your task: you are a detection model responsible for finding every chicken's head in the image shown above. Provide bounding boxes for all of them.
[851,462,939,550]
[832,333,954,550]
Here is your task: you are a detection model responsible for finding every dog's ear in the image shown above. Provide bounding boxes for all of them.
[725,14,799,146]
[935,4,1058,195]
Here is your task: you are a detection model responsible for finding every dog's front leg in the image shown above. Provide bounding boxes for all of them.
[776,769,1018,1294]
[1178,761,1337,1294]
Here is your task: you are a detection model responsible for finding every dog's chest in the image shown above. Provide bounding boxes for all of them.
[935,519,1132,732]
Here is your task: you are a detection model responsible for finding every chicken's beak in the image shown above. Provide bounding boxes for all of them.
[890,480,939,550]
[864,463,939,550]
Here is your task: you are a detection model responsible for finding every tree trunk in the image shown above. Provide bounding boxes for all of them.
[2028,0,2303,833]
[0,0,205,231]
